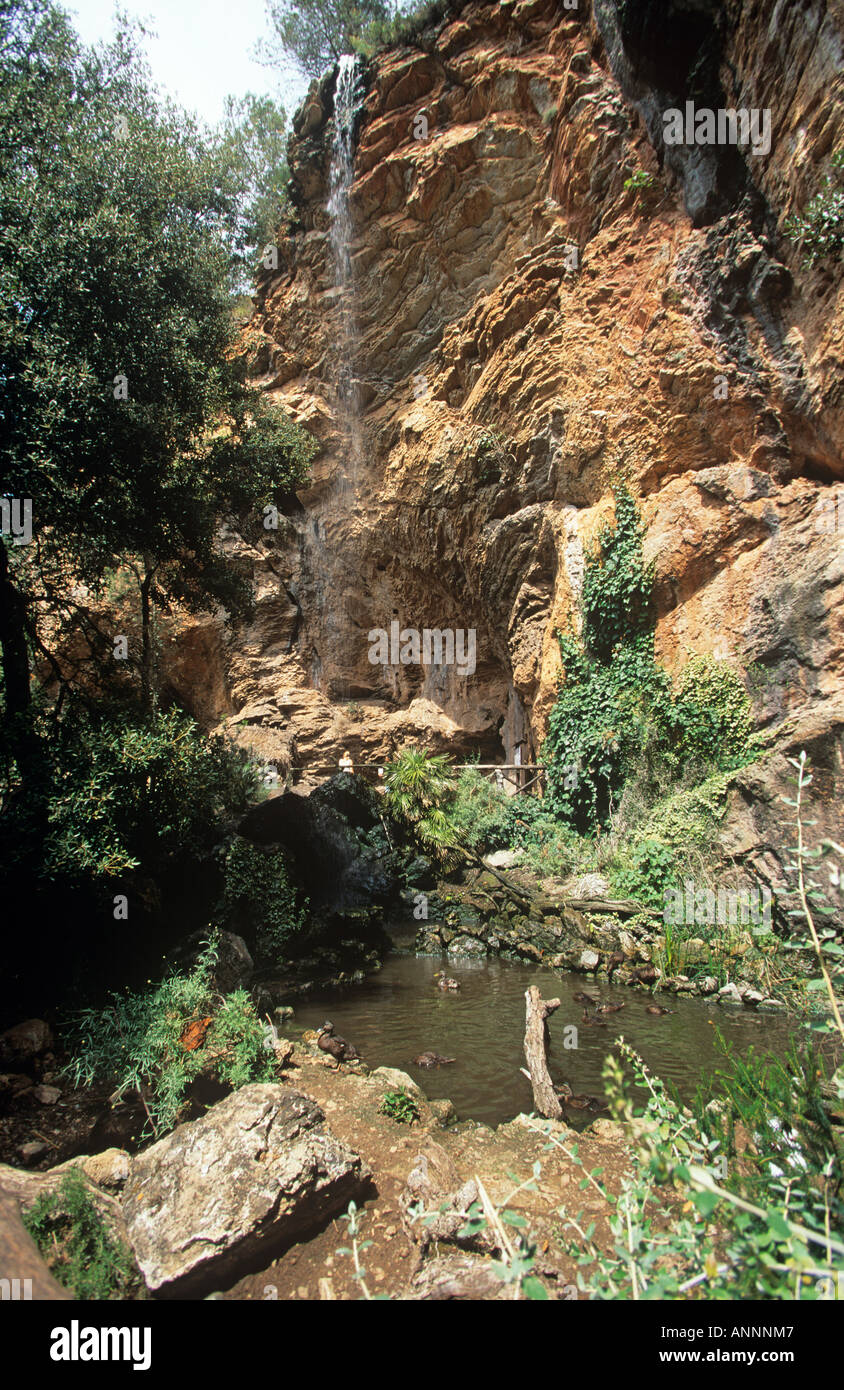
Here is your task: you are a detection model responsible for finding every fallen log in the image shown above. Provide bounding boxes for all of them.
[523,986,563,1120]
[561,897,659,917]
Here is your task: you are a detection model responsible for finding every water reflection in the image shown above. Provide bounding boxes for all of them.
[287,950,805,1127]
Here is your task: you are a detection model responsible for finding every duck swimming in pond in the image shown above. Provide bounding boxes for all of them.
[595,1001,626,1015]
[580,1009,607,1027]
[413,1051,456,1068]
[555,1082,607,1114]
[316,1021,360,1064]
[434,971,460,991]
[646,1004,675,1016]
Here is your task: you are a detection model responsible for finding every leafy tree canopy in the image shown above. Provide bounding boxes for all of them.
[257,0,394,80]
[0,0,315,723]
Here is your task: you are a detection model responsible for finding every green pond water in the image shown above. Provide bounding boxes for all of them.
[287,944,802,1127]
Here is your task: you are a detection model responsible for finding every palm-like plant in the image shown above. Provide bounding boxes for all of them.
[382,749,458,864]
[383,748,531,906]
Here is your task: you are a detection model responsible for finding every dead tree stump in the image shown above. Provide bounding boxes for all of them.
[523,986,563,1120]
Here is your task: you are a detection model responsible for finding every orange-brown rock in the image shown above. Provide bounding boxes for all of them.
[161,0,842,849]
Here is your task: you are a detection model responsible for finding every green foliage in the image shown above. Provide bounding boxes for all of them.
[0,0,316,734]
[64,934,275,1136]
[214,91,290,267]
[783,150,844,266]
[220,837,307,966]
[543,488,755,833]
[447,768,511,854]
[379,1089,420,1124]
[669,654,754,772]
[258,0,392,79]
[624,168,656,204]
[552,1041,844,1300]
[545,631,669,830]
[581,486,655,661]
[608,838,678,911]
[383,747,459,862]
[23,1168,139,1299]
[3,705,257,884]
[355,0,459,57]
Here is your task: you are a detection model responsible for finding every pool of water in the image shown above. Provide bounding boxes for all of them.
[286,948,802,1126]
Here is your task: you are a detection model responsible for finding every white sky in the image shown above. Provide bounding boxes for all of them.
[64,0,310,126]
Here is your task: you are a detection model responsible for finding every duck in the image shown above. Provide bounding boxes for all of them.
[434,971,461,991]
[606,952,626,979]
[595,1001,626,1015]
[572,990,597,1007]
[413,1051,456,1068]
[580,1009,607,1028]
[316,1021,360,1064]
[629,965,658,986]
[555,1082,607,1114]
[646,1004,676,1016]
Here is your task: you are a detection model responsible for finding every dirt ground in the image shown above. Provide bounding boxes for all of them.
[224,1043,637,1301]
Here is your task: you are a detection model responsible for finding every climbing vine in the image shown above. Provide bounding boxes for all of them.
[543,486,755,833]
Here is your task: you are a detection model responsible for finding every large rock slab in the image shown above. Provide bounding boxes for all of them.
[122,1085,370,1297]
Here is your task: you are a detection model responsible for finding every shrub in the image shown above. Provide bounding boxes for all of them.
[220,837,307,965]
[624,168,655,196]
[383,748,459,862]
[783,150,844,265]
[608,837,679,910]
[553,1041,844,1300]
[64,933,275,1136]
[448,768,512,853]
[543,488,755,834]
[23,1168,139,1300]
[669,654,754,772]
[4,704,258,884]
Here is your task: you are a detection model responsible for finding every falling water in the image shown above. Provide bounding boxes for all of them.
[311,54,366,701]
[327,54,365,475]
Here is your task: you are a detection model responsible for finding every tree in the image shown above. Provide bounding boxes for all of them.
[215,91,291,268]
[257,0,393,80]
[0,1,315,736]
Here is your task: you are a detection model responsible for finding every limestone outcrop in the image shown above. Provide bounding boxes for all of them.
[161,1,841,852]
[122,1085,370,1296]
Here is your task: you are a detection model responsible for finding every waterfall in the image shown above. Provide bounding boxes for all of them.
[328,54,364,453]
[310,54,366,702]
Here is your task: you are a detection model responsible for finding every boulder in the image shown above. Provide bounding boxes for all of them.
[80,1149,131,1192]
[0,1190,72,1300]
[0,1019,53,1066]
[446,934,488,958]
[368,1067,425,1101]
[484,849,523,870]
[718,982,743,1004]
[122,1085,369,1297]
[32,1085,61,1106]
[739,987,765,1006]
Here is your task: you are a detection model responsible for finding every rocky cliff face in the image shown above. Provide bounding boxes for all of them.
[166,0,843,842]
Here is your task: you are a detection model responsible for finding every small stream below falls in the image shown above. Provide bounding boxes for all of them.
[287,941,800,1127]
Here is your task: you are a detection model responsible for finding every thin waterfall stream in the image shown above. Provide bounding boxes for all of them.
[308,54,366,703]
